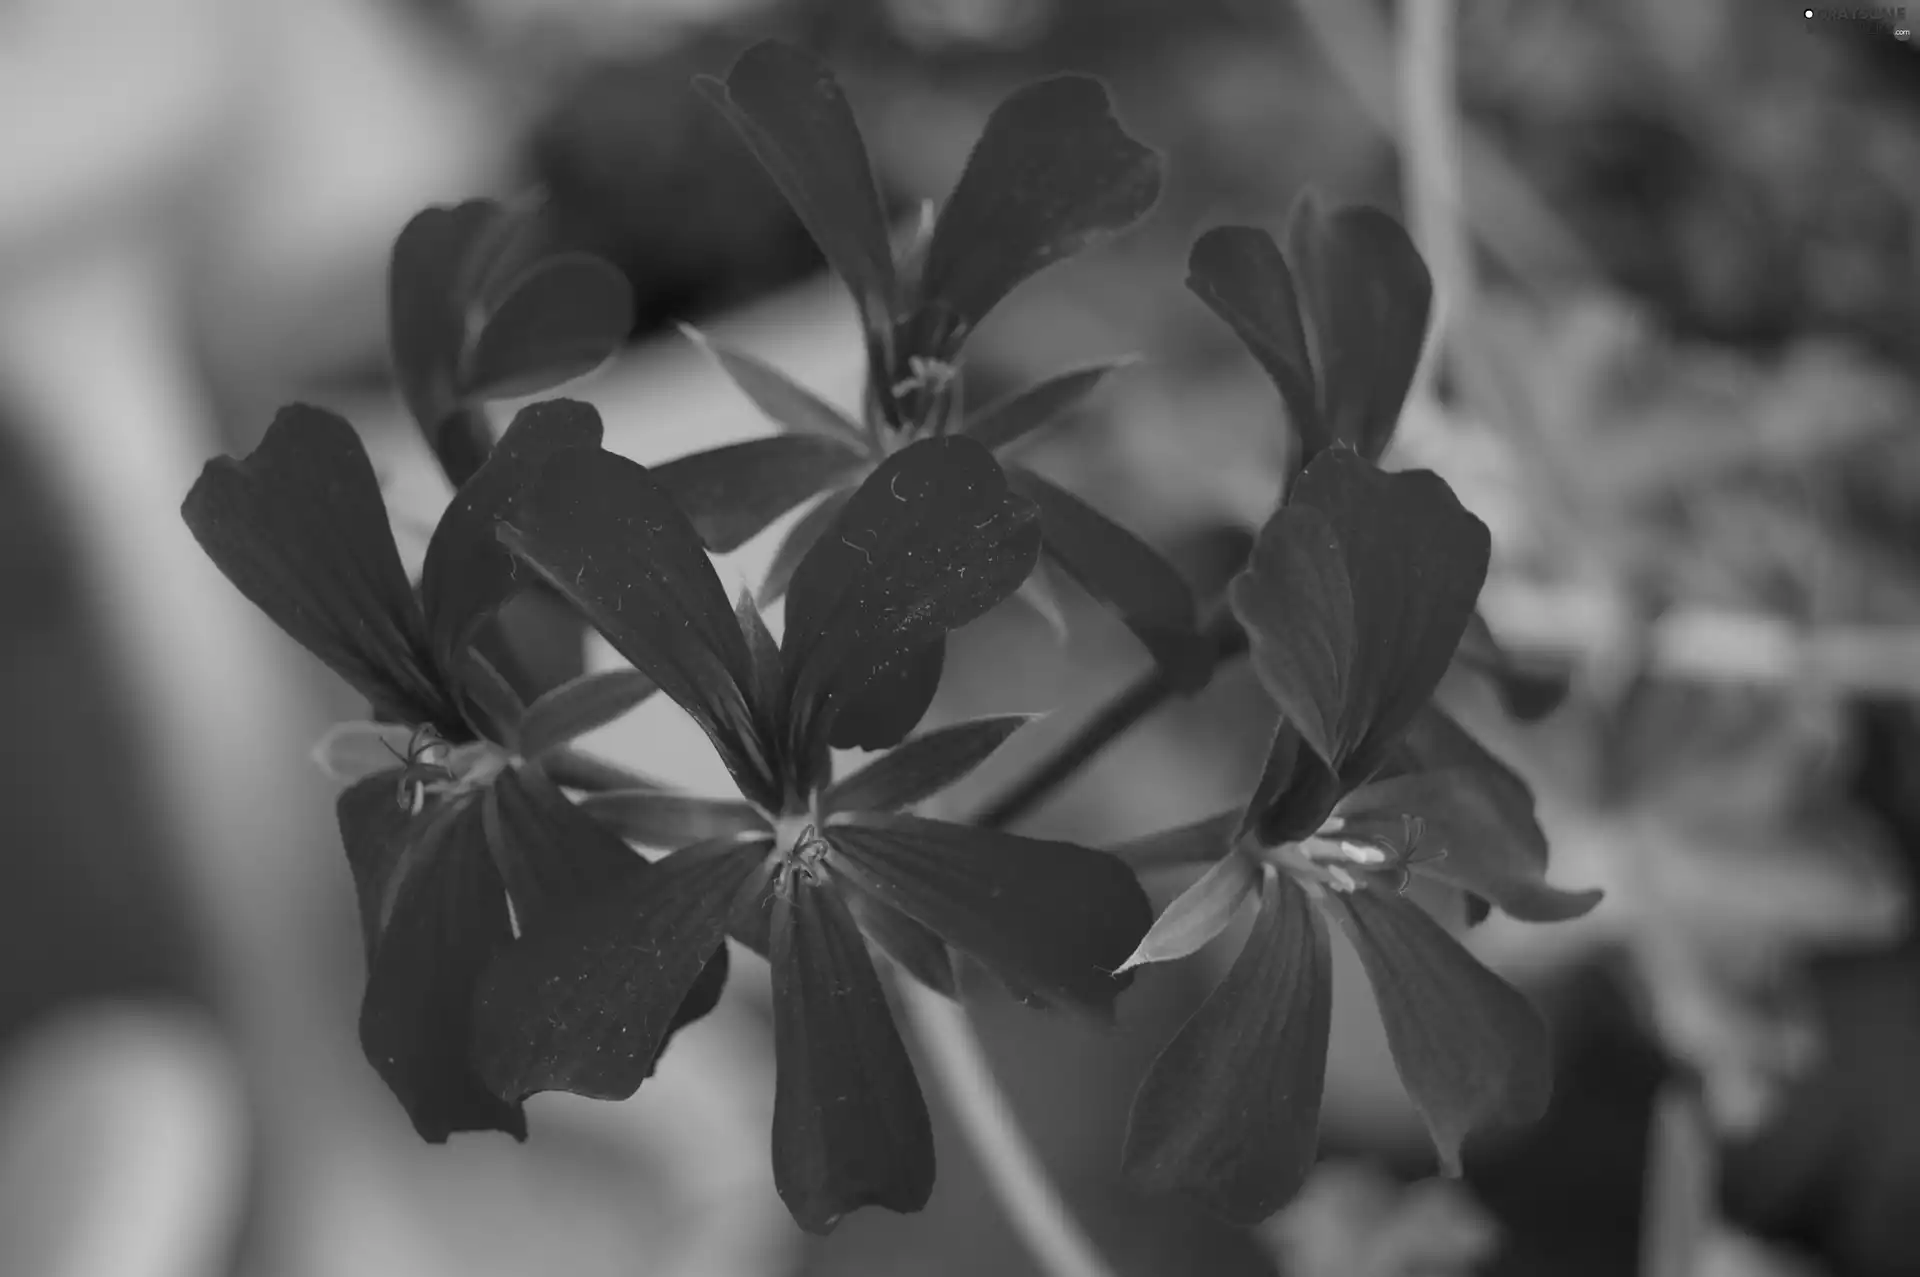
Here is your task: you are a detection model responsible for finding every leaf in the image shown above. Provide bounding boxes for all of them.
[1116,849,1259,972]
[460,254,633,401]
[770,871,935,1233]
[577,788,769,849]
[823,713,1036,814]
[182,404,453,730]
[1124,870,1331,1224]
[1007,466,1201,678]
[480,766,643,933]
[419,398,605,672]
[389,201,500,442]
[651,435,869,554]
[682,326,870,447]
[826,813,1150,1016]
[1228,449,1489,784]
[783,437,1041,757]
[1112,811,1239,871]
[1283,194,1433,463]
[917,76,1161,349]
[825,638,947,752]
[1186,226,1317,455]
[760,486,855,606]
[501,446,775,808]
[472,837,768,1102]
[1455,611,1570,722]
[1322,885,1552,1174]
[1349,708,1602,923]
[961,359,1136,452]
[696,42,897,331]
[340,785,527,1141]
[517,669,657,759]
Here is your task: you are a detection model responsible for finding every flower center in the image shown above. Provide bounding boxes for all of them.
[771,812,832,896]
[393,727,513,815]
[1256,815,1432,896]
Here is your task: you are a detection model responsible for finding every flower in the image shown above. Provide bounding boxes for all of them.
[637,41,1199,733]
[180,399,721,1141]
[1186,191,1567,721]
[386,198,634,484]
[1112,446,1602,1224]
[469,433,1152,1233]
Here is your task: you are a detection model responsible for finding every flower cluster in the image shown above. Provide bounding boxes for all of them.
[180,36,1599,1239]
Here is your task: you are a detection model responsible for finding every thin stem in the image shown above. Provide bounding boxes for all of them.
[894,976,1120,1277]
[976,616,1249,831]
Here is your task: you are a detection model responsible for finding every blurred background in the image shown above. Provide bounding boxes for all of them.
[2,1,1918,1274]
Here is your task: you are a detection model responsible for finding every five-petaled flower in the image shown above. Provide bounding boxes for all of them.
[643,40,1200,742]
[181,399,722,1142]
[470,431,1152,1233]
[1113,446,1603,1224]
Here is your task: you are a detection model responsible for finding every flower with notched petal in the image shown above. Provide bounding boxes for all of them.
[471,434,1152,1233]
[1188,192,1566,721]
[181,399,721,1141]
[1113,447,1602,1224]
[638,41,1201,744]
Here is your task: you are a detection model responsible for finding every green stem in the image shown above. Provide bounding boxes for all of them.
[895,977,1120,1277]
[976,615,1248,831]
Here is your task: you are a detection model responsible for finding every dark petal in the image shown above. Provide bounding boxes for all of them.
[1455,610,1570,723]
[541,746,669,794]
[783,437,1041,755]
[1116,849,1259,973]
[182,404,449,727]
[1241,722,1345,847]
[337,769,433,965]
[420,398,605,672]
[771,871,935,1233]
[961,359,1135,452]
[1339,769,1600,923]
[355,793,527,1141]
[1228,449,1489,783]
[1111,810,1239,872]
[460,254,634,402]
[454,648,530,747]
[389,201,499,443]
[823,713,1036,814]
[501,446,775,805]
[480,765,643,933]
[918,76,1160,347]
[844,887,958,997]
[651,435,868,554]
[1322,885,1552,1174]
[736,591,786,722]
[1006,466,1201,679]
[1186,226,1318,456]
[484,767,735,1052]
[684,326,871,448]
[695,42,897,332]
[577,788,770,850]
[472,837,768,1102]
[1352,707,1601,923]
[1123,870,1330,1224]
[516,669,657,759]
[826,813,1151,1016]
[759,486,854,606]
[1283,194,1433,464]
[824,638,946,753]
